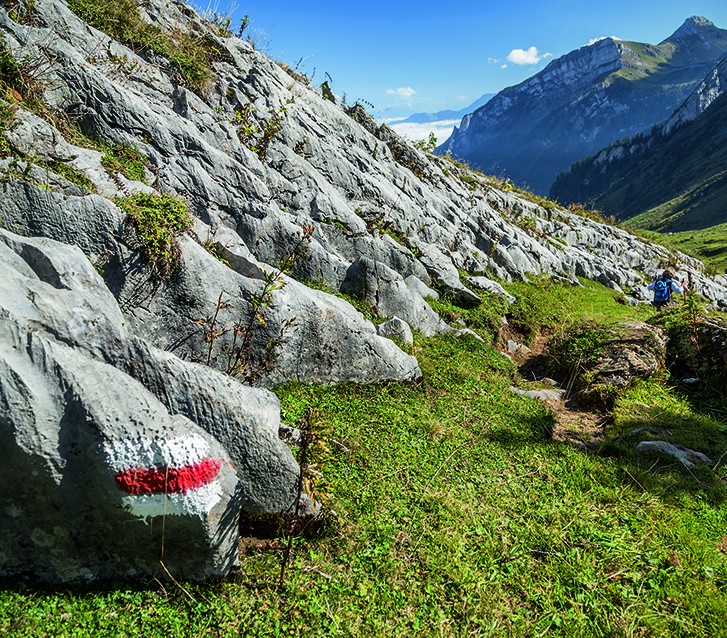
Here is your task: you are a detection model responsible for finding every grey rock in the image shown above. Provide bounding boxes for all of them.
[635,441,713,468]
[416,244,481,307]
[0,230,306,581]
[465,276,516,303]
[630,285,652,301]
[377,316,414,345]
[405,274,439,301]
[507,340,532,356]
[511,387,566,402]
[342,256,445,337]
[5,109,77,161]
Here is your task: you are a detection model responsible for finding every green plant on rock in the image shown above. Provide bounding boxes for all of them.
[0,99,14,157]
[231,101,289,160]
[413,132,437,154]
[37,159,96,192]
[101,143,148,182]
[0,38,49,115]
[3,0,36,25]
[117,192,192,279]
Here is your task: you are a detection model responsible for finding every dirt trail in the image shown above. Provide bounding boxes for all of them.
[501,328,608,449]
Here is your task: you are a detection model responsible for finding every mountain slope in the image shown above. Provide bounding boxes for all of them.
[550,57,727,235]
[438,17,727,195]
[2,0,727,592]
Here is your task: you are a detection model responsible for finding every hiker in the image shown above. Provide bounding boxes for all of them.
[648,269,686,310]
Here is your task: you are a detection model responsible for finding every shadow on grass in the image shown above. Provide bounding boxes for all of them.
[600,396,727,505]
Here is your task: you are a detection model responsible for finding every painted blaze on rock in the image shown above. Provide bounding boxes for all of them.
[115,457,222,495]
[104,434,231,521]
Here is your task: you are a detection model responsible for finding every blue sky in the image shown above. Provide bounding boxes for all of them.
[199,1,727,118]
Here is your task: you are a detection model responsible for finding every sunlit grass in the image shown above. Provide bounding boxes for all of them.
[2,281,725,636]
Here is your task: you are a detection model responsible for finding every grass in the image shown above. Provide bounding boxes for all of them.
[504,277,654,343]
[101,143,148,182]
[66,0,216,93]
[631,223,727,275]
[1,280,725,636]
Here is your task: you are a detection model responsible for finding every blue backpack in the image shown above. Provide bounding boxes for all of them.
[653,278,672,303]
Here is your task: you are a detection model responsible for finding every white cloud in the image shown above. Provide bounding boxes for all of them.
[387,119,460,145]
[587,35,620,45]
[500,64,508,69]
[488,57,500,64]
[506,46,547,65]
[386,87,416,100]
[455,95,468,102]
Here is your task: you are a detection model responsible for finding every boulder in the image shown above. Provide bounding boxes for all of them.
[416,244,482,307]
[377,316,414,345]
[0,230,306,581]
[342,256,446,337]
[405,274,439,301]
[546,321,668,408]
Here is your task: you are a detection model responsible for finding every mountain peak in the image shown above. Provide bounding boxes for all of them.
[662,16,719,44]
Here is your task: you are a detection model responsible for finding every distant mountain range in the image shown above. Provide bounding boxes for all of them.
[437,17,727,195]
[399,94,493,124]
[550,57,727,233]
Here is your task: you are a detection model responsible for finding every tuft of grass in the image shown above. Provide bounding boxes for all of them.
[37,159,96,192]
[66,0,215,93]
[101,143,148,182]
[117,192,192,278]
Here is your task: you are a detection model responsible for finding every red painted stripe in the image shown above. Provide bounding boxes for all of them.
[114,457,221,495]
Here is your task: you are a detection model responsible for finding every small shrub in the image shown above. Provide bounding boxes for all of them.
[0,38,47,112]
[231,101,290,160]
[117,192,192,278]
[197,224,314,382]
[4,0,36,25]
[413,132,437,154]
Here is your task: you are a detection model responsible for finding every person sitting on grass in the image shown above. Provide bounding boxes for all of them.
[648,269,686,310]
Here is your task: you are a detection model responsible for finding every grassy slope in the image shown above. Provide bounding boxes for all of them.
[630,223,727,275]
[2,280,726,637]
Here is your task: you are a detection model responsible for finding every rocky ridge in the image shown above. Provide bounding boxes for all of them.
[2,0,727,582]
